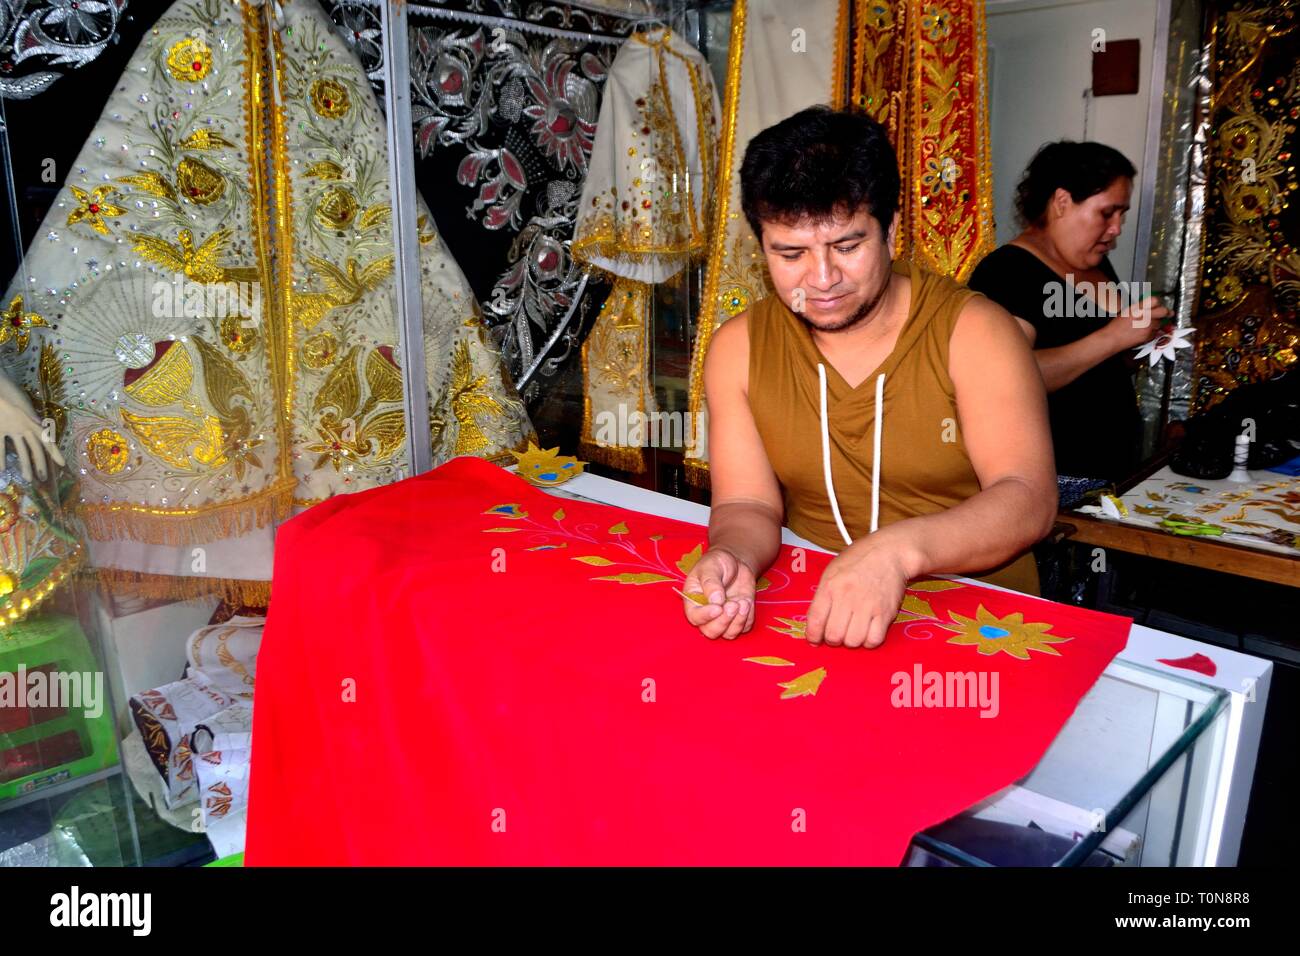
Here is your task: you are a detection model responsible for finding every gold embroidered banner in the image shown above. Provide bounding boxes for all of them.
[1191,0,1300,412]
[896,0,995,281]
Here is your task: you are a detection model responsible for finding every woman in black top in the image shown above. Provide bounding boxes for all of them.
[968,142,1169,481]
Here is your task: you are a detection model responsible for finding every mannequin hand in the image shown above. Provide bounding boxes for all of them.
[805,534,913,649]
[681,546,757,640]
[0,376,65,483]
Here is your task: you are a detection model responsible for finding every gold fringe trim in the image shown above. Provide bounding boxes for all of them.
[89,567,271,607]
[77,476,297,546]
[578,436,648,474]
[685,455,711,489]
[570,234,705,269]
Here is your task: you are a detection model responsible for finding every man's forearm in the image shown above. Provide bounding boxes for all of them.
[707,500,783,577]
[869,477,1054,580]
[1034,328,1121,392]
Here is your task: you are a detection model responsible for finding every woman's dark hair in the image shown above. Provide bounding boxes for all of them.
[740,105,900,240]
[1014,141,1136,227]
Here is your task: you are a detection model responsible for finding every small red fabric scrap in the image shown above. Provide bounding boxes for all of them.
[245,456,1132,865]
[1157,652,1218,677]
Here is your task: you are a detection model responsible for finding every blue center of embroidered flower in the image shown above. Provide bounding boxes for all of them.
[979,625,1010,639]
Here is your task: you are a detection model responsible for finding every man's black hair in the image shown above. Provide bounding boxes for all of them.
[740,105,901,241]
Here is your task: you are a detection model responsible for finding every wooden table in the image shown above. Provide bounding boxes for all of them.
[1052,511,1300,588]
[1051,450,1300,588]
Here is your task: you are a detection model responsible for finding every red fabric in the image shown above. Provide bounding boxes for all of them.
[246,456,1131,865]
[1157,653,1218,677]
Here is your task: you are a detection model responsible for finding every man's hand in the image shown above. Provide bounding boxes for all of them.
[681,546,758,640]
[805,536,913,649]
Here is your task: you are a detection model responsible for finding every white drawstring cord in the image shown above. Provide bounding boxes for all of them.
[817,363,854,547]
[817,364,886,547]
[870,370,884,534]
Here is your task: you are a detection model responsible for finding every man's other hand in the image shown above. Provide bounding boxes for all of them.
[804,537,911,649]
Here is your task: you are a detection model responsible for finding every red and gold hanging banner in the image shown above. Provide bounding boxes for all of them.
[849,1,910,145]
[898,0,996,281]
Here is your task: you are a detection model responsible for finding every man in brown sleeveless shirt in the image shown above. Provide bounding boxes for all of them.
[682,107,1057,649]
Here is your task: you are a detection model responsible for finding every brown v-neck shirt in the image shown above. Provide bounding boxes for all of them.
[746,258,1040,595]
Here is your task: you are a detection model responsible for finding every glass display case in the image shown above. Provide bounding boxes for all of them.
[912,660,1233,866]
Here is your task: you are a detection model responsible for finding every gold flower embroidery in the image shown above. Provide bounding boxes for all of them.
[176,157,227,205]
[921,4,954,40]
[220,315,257,354]
[509,442,584,486]
[0,296,49,353]
[1215,274,1244,304]
[166,37,213,82]
[865,1,893,29]
[66,185,125,235]
[315,185,358,230]
[301,332,339,370]
[0,571,14,598]
[310,79,351,119]
[942,605,1072,660]
[720,285,751,318]
[1225,182,1269,224]
[923,156,962,195]
[86,429,131,475]
[307,413,367,471]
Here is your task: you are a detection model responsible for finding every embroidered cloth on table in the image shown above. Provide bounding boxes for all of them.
[1102,465,1300,556]
[245,456,1132,865]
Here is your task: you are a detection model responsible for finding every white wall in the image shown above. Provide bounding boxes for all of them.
[986,0,1161,282]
